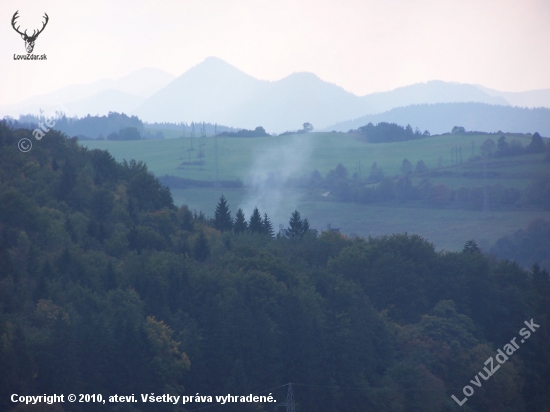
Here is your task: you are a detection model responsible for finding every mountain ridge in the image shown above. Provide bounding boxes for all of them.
[133,57,528,132]
[0,67,175,118]
[2,57,549,133]
[324,102,550,136]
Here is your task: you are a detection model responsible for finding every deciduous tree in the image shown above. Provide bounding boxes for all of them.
[194,231,209,261]
[415,159,428,174]
[400,159,413,175]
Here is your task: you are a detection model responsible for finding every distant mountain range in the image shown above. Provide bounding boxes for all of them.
[2,57,550,134]
[325,103,550,136]
[0,68,175,118]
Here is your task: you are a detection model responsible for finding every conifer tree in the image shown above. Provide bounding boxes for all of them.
[463,239,481,254]
[263,213,274,238]
[285,210,304,238]
[302,217,310,233]
[249,207,264,234]
[214,195,232,232]
[234,209,248,233]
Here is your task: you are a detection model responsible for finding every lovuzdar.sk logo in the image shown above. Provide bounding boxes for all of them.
[11,10,49,60]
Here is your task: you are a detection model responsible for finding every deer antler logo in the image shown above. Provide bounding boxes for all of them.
[11,11,49,54]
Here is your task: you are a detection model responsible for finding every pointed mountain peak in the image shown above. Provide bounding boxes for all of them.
[201,56,232,65]
[185,56,251,76]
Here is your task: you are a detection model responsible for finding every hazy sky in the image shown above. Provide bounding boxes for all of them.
[1,0,549,105]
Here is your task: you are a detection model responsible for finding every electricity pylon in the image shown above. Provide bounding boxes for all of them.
[283,383,295,412]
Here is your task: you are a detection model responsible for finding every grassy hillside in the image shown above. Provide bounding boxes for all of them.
[411,153,548,189]
[81,132,536,183]
[80,132,548,251]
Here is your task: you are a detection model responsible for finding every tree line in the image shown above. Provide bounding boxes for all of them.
[350,121,430,143]
[294,161,550,211]
[480,133,547,158]
[216,126,270,138]
[6,113,240,141]
[14,111,145,140]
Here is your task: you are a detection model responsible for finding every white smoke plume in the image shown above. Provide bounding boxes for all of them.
[239,134,314,229]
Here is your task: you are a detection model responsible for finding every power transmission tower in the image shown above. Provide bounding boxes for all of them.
[198,123,205,161]
[282,383,295,412]
[214,133,220,187]
[182,122,186,163]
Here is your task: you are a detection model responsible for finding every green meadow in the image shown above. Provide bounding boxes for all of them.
[80,132,548,251]
[168,186,546,252]
[81,132,535,181]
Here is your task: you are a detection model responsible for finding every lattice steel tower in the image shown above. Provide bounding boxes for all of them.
[283,383,295,412]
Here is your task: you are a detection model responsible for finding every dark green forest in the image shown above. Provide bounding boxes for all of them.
[9,113,238,141]
[1,122,549,412]
[215,126,270,138]
[15,112,146,141]
[351,122,430,142]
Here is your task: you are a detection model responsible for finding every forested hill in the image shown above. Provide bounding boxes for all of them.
[1,122,549,412]
[326,103,550,136]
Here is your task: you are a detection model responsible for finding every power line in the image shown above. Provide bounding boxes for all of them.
[214,123,220,188]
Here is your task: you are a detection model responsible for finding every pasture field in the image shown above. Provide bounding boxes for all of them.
[411,152,547,189]
[144,128,183,139]
[81,132,537,183]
